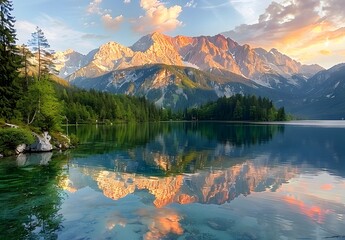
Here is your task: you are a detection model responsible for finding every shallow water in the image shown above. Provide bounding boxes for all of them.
[1,122,345,239]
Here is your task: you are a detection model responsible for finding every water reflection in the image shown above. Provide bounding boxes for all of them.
[60,122,345,239]
[0,153,69,240]
[1,122,345,239]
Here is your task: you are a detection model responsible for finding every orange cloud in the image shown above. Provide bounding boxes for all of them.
[223,0,345,68]
[101,14,124,31]
[320,184,333,190]
[133,0,182,33]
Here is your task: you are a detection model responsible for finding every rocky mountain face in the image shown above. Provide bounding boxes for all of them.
[54,49,90,79]
[60,32,323,86]
[54,32,345,119]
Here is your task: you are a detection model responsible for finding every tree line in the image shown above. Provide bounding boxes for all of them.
[183,94,286,121]
[56,87,168,124]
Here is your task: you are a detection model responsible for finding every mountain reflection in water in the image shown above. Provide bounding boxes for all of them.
[1,122,345,240]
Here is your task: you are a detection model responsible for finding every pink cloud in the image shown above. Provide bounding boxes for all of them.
[101,14,124,31]
[133,0,182,33]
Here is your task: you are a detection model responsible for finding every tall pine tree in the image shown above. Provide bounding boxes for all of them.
[28,26,55,80]
[0,0,22,119]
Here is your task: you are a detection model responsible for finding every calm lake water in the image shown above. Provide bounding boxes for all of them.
[1,121,345,240]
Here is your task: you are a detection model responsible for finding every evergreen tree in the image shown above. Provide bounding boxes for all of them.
[19,44,34,90]
[27,26,55,80]
[0,0,22,119]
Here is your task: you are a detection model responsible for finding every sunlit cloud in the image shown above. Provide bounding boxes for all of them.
[320,183,334,190]
[223,0,345,68]
[87,0,104,15]
[133,0,183,33]
[101,14,124,31]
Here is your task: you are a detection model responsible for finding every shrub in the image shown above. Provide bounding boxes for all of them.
[0,128,35,154]
[69,134,79,146]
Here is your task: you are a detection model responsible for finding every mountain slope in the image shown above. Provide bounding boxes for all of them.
[71,64,266,110]
[292,64,345,119]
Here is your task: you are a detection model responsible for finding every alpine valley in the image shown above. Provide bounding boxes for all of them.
[55,32,345,119]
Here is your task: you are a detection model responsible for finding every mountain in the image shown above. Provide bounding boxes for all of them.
[54,32,345,118]
[72,64,266,109]
[54,49,91,79]
[291,64,345,119]
[62,32,323,89]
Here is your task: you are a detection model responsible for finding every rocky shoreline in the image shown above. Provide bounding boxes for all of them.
[1,123,73,158]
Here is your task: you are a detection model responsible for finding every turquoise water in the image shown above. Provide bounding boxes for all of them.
[1,122,345,239]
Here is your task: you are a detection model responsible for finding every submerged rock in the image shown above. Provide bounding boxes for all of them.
[26,132,53,152]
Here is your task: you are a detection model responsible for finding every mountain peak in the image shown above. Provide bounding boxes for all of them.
[150,31,166,38]
[64,49,76,55]
[131,32,172,52]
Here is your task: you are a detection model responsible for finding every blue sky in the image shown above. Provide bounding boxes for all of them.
[13,0,345,68]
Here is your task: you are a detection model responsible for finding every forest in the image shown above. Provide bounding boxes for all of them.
[184,95,286,121]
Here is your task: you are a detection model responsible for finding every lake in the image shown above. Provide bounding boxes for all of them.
[1,121,345,240]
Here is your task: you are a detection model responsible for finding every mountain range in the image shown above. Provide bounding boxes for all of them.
[54,32,345,119]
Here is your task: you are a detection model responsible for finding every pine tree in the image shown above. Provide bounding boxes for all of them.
[19,44,34,90]
[0,0,22,119]
[27,26,55,80]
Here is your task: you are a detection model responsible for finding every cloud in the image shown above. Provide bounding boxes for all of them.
[185,0,197,8]
[87,0,110,15]
[124,0,131,3]
[133,0,183,33]
[101,14,124,31]
[228,0,275,24]
[223,0,345,68]
[15,15,107,54]
[319,49,332,55]
[81,33,109,40]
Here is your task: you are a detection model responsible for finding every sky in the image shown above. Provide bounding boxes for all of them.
[13,0,345,69]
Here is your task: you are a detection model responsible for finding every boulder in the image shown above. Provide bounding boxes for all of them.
[27,132,53,152]
[0,154,3,158]
[15,144,26,155]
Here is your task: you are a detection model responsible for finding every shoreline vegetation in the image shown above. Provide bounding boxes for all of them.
[0,0,286,157]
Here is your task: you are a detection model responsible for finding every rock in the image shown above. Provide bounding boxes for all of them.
[15,144,26,155]
[0,154,3,158]
[27,132,53,152]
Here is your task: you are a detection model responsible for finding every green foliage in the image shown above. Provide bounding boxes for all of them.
[56,87,165,123]
[0,128,34,154]
[0,0,22,120]
[184,94,287,121]
[17,77,62,131]
[69,134,79,146]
